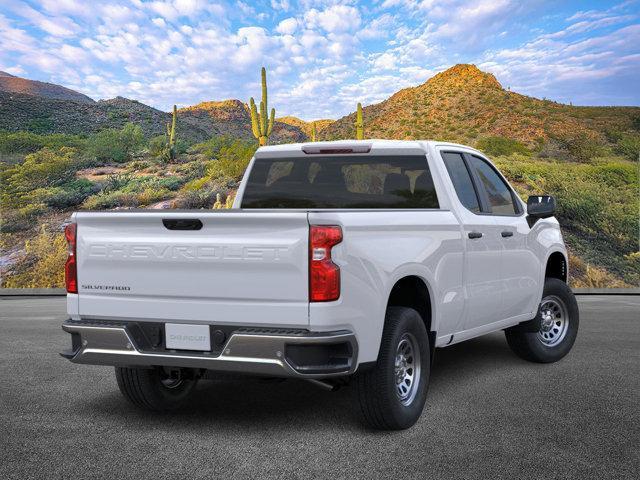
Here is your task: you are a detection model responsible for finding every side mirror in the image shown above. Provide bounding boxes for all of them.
[527,195,556,218]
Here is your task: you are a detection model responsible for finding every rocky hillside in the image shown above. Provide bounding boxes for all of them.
[0,74,306,144]
[276,116,334,139]
[322,64,640,147]
[179,100,306,144]
[0,71,94,104]
[0,91,210,142]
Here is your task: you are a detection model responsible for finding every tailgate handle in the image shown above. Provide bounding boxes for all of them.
[162,219,203,231]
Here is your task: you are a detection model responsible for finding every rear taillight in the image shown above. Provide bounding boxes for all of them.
[64,223,77,293]
[309,225,342,302]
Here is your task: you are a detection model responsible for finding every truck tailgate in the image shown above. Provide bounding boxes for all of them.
[74,211,309,326]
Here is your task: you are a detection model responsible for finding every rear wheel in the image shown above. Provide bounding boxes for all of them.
[115,366,198,411]
[355,307,430,430]
[505,278,579,363]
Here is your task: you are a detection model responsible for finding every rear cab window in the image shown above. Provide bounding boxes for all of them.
[241,155,439,209]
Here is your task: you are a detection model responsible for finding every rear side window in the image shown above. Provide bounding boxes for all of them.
[241,155,439,209]
[468,155,518,215]
[442,152,480,213]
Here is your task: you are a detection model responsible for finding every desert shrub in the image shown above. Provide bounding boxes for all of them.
[30,179,99,209]
[103,174,133,193]
[476,136,530,156]
[553,132,603,162]
[148,135,189,161]
[88,123,144,163]
[614,133,640,160]
[568,254,629,288]
[0,147,81,209]
[82,191,140,209]
[135,187,173,206]
[0,131,87,154]
[148,135,166,157]
[156,176,185,191]
[171,189,218,209]
[2,225,66,288]
[192,136,256,176]
[26,117,54,134]
[0,204,45,233]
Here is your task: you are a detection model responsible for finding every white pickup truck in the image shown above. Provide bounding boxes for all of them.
[61,140,579,430]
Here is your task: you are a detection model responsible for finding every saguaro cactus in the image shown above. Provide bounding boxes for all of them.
[165,104,177,161]
[249,67,275,146]
[310,122,317,142]
[355,102,364,140]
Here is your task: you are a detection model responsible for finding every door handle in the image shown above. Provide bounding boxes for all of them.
[468,231,483,239]
[162,219,203,230]
[501,231,514,238]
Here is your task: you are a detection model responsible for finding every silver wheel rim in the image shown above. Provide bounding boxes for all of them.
[394,332,421,406]
[537,295,569,347]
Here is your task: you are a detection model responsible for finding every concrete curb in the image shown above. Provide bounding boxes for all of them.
[1,287,639,297]
[1,288,66,296]
[573,288,640,295]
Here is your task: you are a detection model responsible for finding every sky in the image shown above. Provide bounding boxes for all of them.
[0,0,638,120]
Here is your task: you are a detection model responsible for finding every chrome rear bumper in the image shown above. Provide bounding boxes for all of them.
[61,320,357,378]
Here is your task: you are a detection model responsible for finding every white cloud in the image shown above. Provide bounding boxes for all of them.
[271,0,291,11]
[276,17,298,35]
[372,52,397,70]
[358,13,396,39]
[0,0,637,118]
[9,2,80,37]
[304,5,361,33]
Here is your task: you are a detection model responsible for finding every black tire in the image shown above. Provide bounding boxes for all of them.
[115,367,198,411]
[505,278,579,363]
[355,307,431,430]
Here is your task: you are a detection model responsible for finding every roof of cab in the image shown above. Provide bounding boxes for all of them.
[255,139,482,154]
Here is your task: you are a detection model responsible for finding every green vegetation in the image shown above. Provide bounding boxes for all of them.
[1,225,67,288]
[0,131,87,155]
[1,63,639,289]
[552,132,603,162]
[476,136,529,156]
[87,123,144,162]
[249,67,275,146]
[495,155,638,286]
[355,102,364,140]
[1,147,83,209]
[613,133,640,160]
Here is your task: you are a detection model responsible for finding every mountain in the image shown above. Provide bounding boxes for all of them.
[0,81,306,143]
[321,64,640,148]
[0,71,94,104]
[179,100,306,144]
[276,116,334,138]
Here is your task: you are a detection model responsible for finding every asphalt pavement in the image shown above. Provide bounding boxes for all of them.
[1,295,638,479]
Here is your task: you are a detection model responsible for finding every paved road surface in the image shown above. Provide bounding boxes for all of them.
[1,296,638,479]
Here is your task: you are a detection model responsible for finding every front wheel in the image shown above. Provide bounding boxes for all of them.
[505,278,579,363]
[115,366,198,411]
[355,307,431,430]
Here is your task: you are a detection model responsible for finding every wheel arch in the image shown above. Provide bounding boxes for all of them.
[545,250,568,283]
[385,275,435,351]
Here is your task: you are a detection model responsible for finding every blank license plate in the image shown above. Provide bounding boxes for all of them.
[165,323,211,351]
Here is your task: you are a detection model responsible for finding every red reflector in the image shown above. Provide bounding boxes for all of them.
[309,225,342,302]
[64,223,77,294]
